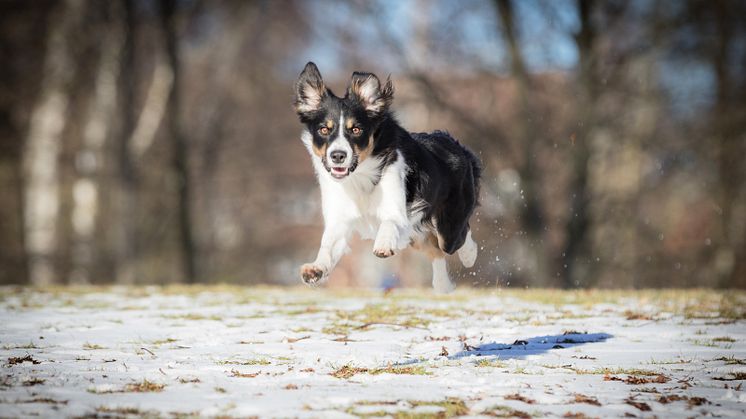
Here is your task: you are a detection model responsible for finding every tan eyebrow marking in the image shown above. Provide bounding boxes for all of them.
[345,119,354,129]
[325,120,334,129]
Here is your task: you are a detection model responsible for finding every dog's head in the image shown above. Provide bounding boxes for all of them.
[294,62,393,180]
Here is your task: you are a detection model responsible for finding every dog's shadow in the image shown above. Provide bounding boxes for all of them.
[398,332,613,365]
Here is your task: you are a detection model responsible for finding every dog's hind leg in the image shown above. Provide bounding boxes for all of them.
[431,257,455,294]
[413,233,455,294]
[457,229,477,268]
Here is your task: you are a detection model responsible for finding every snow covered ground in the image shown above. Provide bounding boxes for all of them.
[1,286,745,418]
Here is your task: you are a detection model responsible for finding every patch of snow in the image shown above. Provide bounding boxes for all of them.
[1,286,745,417]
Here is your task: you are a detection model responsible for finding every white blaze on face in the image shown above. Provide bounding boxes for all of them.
[326,112,353,168]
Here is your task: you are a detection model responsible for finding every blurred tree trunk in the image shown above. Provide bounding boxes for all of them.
[559,0,597,288]
[711,0,746,288]
[68,2,124,284]
[0,2,54,284]
[588,3,662,288]
[734,228,746,288]
[112,0,139,284]
[197,2,259,279]
[733,9,746,289]
[495,0,550,285]
[0,94,28,283]
[22,0,82,285]
[160,0,198,283]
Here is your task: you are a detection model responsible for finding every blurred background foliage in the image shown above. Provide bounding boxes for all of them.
[1,0,744,288]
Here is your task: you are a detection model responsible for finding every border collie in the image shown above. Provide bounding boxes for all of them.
[293,62,481,292]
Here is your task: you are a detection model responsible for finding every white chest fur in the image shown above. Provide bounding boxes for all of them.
[302,131,413,244]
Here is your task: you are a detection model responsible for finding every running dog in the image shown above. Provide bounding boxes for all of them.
[293,62,481,292]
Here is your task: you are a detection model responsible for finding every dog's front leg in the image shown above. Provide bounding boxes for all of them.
[373,157,409,258]
[300,224,351,285]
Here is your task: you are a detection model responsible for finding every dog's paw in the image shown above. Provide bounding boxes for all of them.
[373,222,399,259]
[300,263,327,285]
[373,248,395,258]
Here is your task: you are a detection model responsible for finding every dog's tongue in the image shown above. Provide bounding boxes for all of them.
[331,167,348,178]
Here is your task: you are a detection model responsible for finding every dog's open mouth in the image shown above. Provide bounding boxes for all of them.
[330,167,349,179]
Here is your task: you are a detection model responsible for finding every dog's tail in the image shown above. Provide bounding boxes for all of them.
[458,144,481,268]
[460,143,482,206]
[470,152,482,206]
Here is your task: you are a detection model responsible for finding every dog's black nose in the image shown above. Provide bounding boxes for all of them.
[330,150,347,164]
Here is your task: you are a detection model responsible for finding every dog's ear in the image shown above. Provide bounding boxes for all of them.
[294,62,327,116]
[348,72,394,116]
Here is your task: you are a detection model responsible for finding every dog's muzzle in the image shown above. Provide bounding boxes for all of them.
[324,154,358,180]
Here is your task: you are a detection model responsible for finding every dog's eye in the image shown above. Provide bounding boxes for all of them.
[351,127,361,135]
[318,127,330,135]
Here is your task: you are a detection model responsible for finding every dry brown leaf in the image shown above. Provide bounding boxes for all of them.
[573,393,601,406]
[625,399,651,411]
[505,393,536,404]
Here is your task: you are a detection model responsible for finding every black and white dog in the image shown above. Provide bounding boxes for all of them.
[293,62,481,292]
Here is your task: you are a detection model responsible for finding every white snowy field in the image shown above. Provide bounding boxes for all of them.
[1,286,745,418]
